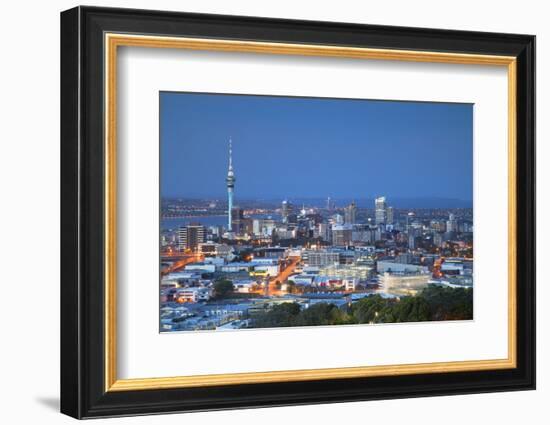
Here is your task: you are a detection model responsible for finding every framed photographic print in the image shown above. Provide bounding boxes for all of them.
[60,6,536,419]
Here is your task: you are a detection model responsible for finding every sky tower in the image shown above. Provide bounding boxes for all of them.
[226,138,236,231]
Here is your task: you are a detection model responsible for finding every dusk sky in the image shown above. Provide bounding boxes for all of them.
[160,92,473,202]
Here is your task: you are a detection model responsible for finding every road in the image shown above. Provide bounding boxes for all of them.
[266,257,301,296]
[161,254,203,276]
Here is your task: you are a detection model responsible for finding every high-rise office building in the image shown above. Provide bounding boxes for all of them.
[226,138,236,231]
[408,233,417,250]
[430,219,446,232]
[406,211,415,232]
[317,222,331,242]
[281,199,293,223]
[344,201,357,224]
[386,206,394,224]
[178,224,206,251]
[375,196,387,225]
[253,218,276,236]
[433,232,444,248]
[351,224,375,244]
[231,206,245,235]
[446,213,458,233]
[332,224,353,246]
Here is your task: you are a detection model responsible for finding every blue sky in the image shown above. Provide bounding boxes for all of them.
[160,92,473,202]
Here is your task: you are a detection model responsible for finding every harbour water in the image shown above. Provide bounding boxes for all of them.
[161,214,281,230]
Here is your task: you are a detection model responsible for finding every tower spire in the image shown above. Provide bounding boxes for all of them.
[228,137,233,171]
[226,137,236,232]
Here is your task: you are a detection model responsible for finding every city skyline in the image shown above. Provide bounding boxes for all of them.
[159,92,474,333]
[160,92,473,201]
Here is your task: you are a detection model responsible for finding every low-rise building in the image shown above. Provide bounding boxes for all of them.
[429,275,473,288]
[175,287,212,303]
[184,262,216,273]
[233,280,257,293]
[165,271,201,280]
[220,262,252,273]
[343,277,358,291]
[160,279,179,289]
[376,260,428,274]
[198,242,234,259]
[305,250,340,267]
[379,272,431,294]
[291,274,316,285]
[253,264,280,277]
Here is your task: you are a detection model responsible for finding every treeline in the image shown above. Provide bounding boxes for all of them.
[250,286,473,329]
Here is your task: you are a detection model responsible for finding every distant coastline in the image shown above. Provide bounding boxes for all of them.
[161,197,473,209]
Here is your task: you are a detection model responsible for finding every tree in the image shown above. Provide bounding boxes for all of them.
[391,296,431,322]
[252,302,301,328]
[213,279,234,299]
[418,286,473,321]
[248,286,473,329]
[292,303,352,327]
[286,280,296,294]
[352,295,393,324]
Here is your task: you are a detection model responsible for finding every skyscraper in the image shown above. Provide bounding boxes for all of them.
[332,224,353,246]
[281,199,293,223]
[178,224,206,252]
[375,196,387,225]
[344,201,357,224]
[386,206,394,224]
[231,206,245,235]
[226,138,236,231]
[406,211,415,233]
[408,233,417,250]
[317,222,331,242]
[446,213,458,233]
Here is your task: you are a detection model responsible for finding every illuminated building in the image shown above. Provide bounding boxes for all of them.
[375,196,387,224]
[281,199,293,223]
[231,206,244,234]
[430,219,446,232]
[175,287,212,303]
[253,218,276,236]
[344,201,357,224]
[351,224,375,243]
[332,224,353,246]
[386,206,394,224]
[318,264,373,281]
[197,242,233,258]
[376,261,428,274]
[433,232,444,247]
[379,272,430,294]
[406,211,415,232]
[446,213,458,232]
[305,250,340,267]
[178,224,206,251]
[275,225,296,240]
[316,222,331,242]
[332,213,344,225]
[408,233,417,249]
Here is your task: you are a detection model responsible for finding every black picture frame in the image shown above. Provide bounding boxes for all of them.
[61,5,535,419]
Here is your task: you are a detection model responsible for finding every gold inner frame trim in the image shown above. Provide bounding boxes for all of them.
[104,33,518,392]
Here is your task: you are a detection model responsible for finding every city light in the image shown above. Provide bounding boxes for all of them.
[158,95,474,332]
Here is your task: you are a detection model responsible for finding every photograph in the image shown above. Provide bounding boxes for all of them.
[57,4,536,419]
[159,92,474,332]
